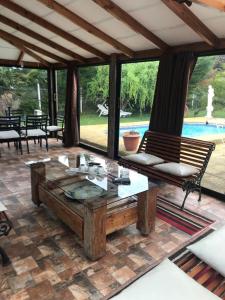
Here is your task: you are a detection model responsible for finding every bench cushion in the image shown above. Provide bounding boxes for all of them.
[0,130,20,139]
[123,153,164,166]
[47,125,62,132]
[153,162,198,177]
[187,225,225,277]
[22,129,46,137]
[111,259,219,300]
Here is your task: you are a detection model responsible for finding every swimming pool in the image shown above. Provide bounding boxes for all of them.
[119,123,225,138]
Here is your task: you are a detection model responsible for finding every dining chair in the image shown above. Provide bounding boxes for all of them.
[0,116,22,156]
[22,115,48,154]
[47,115,64,141]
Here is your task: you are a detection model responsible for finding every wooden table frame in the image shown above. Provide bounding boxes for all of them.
[31,163,159,260]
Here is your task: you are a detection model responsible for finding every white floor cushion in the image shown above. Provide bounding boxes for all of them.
[0,130,20,139]
[187,225,225,277]
[123,153,164,166]
[153,162,198,177]
[111,259,220,300]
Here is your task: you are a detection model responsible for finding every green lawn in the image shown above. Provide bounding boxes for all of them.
[80,113,150,126]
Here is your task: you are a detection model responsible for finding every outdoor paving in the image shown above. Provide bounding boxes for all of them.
[0,140,225,300]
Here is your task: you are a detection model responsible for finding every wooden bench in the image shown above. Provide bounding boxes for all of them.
[119,131,215,209]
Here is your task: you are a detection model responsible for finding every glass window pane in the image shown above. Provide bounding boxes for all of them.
[56,69,67,116]
[0,67,48,116]
[183,55,225,195]
[79,65,109,151]
[119,61,159,155]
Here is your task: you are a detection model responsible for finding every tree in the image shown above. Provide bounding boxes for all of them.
[121,61,159,114]
[0,67,48,115]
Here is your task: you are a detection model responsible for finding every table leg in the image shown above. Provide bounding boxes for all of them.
[137,187,159,236]
[0,247,10,266]
[84,205,107,260]
[30,163,46,206]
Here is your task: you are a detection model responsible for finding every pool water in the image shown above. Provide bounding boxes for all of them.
[119,123,225,138]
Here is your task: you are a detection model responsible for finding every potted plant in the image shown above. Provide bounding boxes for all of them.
[123,130,140,152]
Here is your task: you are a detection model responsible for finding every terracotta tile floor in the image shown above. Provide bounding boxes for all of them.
[0,140,225,300]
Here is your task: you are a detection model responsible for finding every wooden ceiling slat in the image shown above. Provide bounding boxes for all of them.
[0,0,108,60]
[0,14,85,62]
[37,0,134,57]
[162,0,220,48]
[192,0,225,11]
[16,51,25,66]
[92,0,169,50]
[0,29,68,64]
[0,34,50,66]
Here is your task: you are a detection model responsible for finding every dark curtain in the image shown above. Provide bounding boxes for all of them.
[64,64,79,147]
[150,52,197,136]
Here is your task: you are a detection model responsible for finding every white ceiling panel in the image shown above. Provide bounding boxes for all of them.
[0,43,20,60]
[50,35,80,50]
[68,46,99,58]
[56,0,75,6]
[27,23,56,39]
[13,31,41,46]
[0,7,31,25]
[66,0,111,24]
[157,25,202,46]
[32,51,56,63]
[190,2,223,19]
[119,35,156,51]
[0,39,15,49]
[113,0,160,12]
[71,28,107,46]
[23,53,38,62]
[87,42,119,55]
[0,23,17,34]
[33,42,72,60]
[204,18,225,38]
[127,2,185,32]
[12,0,53,17]
[94,18,138,39]
[44,12,80,32]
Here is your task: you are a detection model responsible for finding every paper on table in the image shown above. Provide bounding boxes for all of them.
[0,202,7,212]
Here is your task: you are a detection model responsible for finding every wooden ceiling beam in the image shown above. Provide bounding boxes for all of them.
[0,29,68,64]
[192,0,225,11]
[37,0,134,57]
[0,33,50,66]
[16,51,25,66]
[162,0,220,47]
[0,0,108,60]
[92,0,169,50]
[0,14,84,62]
[0,59,46,68]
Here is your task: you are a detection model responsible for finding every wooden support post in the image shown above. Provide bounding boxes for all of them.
[30,163,46,206]
[137,186,159,235]
[107,54,121,159]
[48,68,57,126]
[83,202,107,260]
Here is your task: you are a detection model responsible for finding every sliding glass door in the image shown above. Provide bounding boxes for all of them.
[78,65,109,152]
[118,61,159,155]
[183,55,225,196]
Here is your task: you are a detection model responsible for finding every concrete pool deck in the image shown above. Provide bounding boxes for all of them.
[80,117,225,195]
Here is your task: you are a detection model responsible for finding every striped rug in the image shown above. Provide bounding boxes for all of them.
[157,196,215,235]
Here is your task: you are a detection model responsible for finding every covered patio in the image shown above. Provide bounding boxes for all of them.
[0,0,225,299]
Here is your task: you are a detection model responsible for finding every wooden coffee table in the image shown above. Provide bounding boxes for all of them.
[30,154,159,260]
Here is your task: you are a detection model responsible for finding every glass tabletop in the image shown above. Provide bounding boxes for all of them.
[30,153,157,210]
